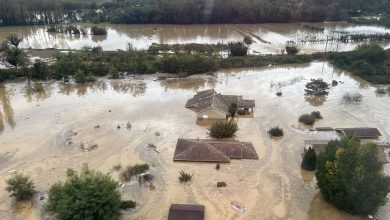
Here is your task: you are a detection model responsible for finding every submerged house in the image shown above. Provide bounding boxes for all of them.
[168,204,205,220]
[173,139,259,163]
[185,89,255,119]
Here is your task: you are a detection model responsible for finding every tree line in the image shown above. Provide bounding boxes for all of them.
[1,0,389,25]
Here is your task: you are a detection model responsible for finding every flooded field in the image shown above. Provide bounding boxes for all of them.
[0,23,390,54]
[0,62,389,219]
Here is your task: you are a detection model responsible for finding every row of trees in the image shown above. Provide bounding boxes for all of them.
[1,0,389,25]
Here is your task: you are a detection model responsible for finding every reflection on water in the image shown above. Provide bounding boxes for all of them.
[0,85,15,133]
[25,82,53,102]
[1,23,389,53]
[160,75,217,91]
[305,95,328,106]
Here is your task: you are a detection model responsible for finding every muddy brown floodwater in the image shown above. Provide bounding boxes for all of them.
[0,23,389,54]
[0,62,389,220]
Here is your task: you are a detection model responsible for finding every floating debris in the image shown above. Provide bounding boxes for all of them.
[231,201,246,213]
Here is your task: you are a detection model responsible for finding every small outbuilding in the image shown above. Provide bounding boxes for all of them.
[168,204,205,220]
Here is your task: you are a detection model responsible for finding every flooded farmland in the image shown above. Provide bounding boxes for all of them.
[0,23,390,54]
[0,62,389,219]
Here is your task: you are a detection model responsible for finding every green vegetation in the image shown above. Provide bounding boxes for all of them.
[375,87,386,94]
[228,103,237,118]
[243,36,253,45]
[120,200,136,210]
[330,44,390,84]
[342,92,363,104]
[148,43,228,55]
[7,34,23,48]
[285,46,299,55]
[228,42,248,57]
[305,78,330,96]
[299,114,316,125]
[178,170,193,183]
[91,26,107,35]
[208,120,238,138]
[47,165,122,220]
[268,126,284,138]
[316,137,390,214]
[301,147,316,171]
[310,111,323,119]
[5,173,36,201]
[119,163,150,182]
[4,48,28,68]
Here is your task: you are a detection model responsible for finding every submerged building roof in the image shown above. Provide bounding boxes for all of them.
[185,89,255,115]
[173,139,259,163]
[336,127,382,138]
[168,204,205,220]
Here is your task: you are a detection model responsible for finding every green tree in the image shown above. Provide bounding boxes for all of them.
[305,78,330,96]
[208,120,238,138]
[228,103,237,118]
[5,173,36,201]
[228,42,248,56]
[316,137,390,214]
[32,59,49,80]
[7,34,23,48]
[46,165,122,220]
[301,147,316,171]
[4,48,28,68]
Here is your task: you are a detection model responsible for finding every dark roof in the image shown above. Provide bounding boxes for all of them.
[168,204,205,220]
[336,127,382,138]
[173,139,259,163]
[185,90,255,114]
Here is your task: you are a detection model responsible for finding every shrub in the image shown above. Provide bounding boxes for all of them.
[208,120,238,138]
[228,103,237,118]
[301,147,316,171]
[243,36,253,45]
[268,126,284,137]
[178,170,193,183]
[7,34,23,48]
[342,92,363,104]
[305,78,330,96]
[215,164,220,170]
[310,111,323,119]
[228,42,248,56]
[316,137,390,214]
[285,46,299,55]
[5,48,28,68]
[91,26,107,35]
[375,87,386,94]
[46,165,121,220]
[276,91,282,96]
[112,164,122,171]
[299,114,315,125]
[74,70,95,83]
[120,200,136,210]
[331,80,338,86]
[120,163,149,182]
[6,173,36,200]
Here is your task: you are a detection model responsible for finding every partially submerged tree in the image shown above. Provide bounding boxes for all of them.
[47,165,122,220]
[301,147,316,171]
[7,34,23,48]
[91,26,107,35]
[316,137,390,215]
[6,173,36,201]
[285,46,299,55]
[305,78,330,96]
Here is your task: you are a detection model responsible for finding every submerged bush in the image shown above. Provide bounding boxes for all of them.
[375,87,386,94]
[6,173,36,200]
[305,78,330,96]
[243,36,253,45]
[331,80,338,87]
[299,114,316,125]
[301,147,316,171]
[120,164,149,182]
[310,111,323,119]
[91,26,107,35]
[120,200,136,210]
[342,92,363,104]
[208,120,238,138]
[285,46,299,55]
[178,170,193,183]
[228,42,248,56]
[268,126,284,137]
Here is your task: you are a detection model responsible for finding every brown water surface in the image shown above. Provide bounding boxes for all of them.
[0,62,389,219]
